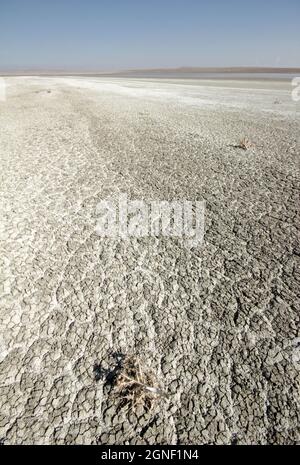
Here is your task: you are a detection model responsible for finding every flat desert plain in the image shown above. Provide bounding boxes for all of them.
[0,76,299,444]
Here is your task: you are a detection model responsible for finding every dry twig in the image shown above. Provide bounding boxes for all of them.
[114,355,164,413]
[236,138,253,150]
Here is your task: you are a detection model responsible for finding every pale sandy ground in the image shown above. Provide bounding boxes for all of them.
[0,77,299,445]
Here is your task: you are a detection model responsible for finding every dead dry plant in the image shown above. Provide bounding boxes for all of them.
[114,355,165,413]
[236,137,253,150]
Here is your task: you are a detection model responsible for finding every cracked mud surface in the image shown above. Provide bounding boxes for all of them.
[0,77,299,444]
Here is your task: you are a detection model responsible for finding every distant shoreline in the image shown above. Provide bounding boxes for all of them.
[1,66,300,77]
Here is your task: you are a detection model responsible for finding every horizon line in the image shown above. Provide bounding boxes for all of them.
[1,66,300,76]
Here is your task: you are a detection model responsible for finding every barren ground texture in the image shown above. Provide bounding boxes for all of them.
[0,77,299,445]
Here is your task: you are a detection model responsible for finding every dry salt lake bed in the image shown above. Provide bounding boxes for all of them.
[0,76,299,444]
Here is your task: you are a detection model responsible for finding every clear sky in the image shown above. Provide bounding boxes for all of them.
[0,0,299,71]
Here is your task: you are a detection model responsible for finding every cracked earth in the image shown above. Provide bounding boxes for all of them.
[0,76,299,444]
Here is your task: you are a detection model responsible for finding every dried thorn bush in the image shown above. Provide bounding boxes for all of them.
[114,355,165,413]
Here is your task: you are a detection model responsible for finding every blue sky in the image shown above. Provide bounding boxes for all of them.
[0,0,299,70]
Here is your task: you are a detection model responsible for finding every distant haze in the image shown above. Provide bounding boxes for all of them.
[0,0,299,72]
